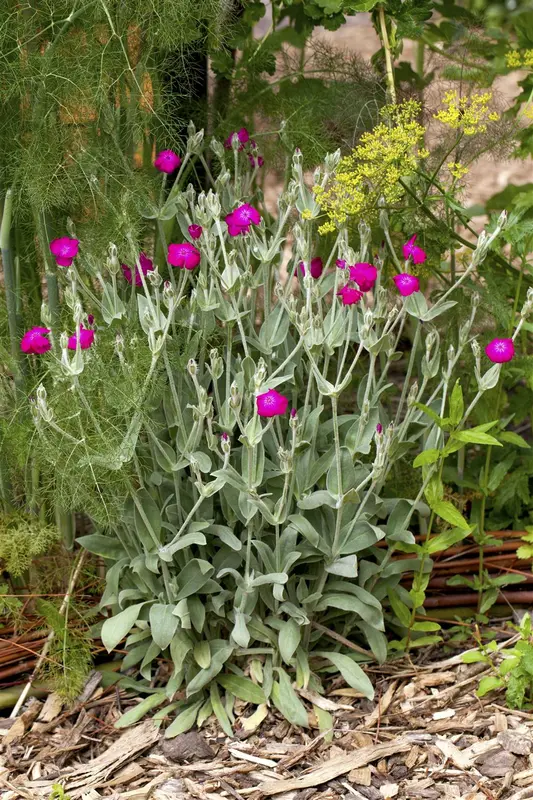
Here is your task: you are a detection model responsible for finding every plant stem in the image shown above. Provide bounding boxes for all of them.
[378,5,396,104]
[0,189,24,387]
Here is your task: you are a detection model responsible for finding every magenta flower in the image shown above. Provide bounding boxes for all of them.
[68,326,95,351]
[336,259,346,269]
[188,224,203,240]
[376,423,383,434]
[50,237,79,267]
[248,153,264,168]
[225,204,261,236]
[224,127,250,150]
[393,273,420,297]
[337,285,363,306]
[485,338,514,363]
[256,389,289,418]
[349,263,377,292]
[168,242,201,270]
[403,235,426,265]
[21,327,51,355]
[154,150,181,174]
[121,253,154,287]
[87,314,95,325]
[298,257,323,279]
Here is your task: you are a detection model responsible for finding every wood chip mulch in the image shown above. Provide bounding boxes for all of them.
[2,633,533,800]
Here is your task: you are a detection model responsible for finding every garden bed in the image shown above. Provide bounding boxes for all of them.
[2,627,533,800]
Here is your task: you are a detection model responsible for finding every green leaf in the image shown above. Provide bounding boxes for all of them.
[176,559,214,600]
[453,430,502,447]
[149,604,178,650]
[432,500,470,531]
[217,675,267,704]
[413,402,444,427]
[449,380,464,426]
[426,527,470,554]
[315,652,374,699]
[271,668,309,727]
[114,692,166,728]
[210,682,233,737]
[313,705,334,742]
[477,675,505,698]
[165,700,203,738]
[77,534,125,560]
[186,645,233,696]
[413,449,441,468]
[387,590,411,626]
[326,446,356,497]
[287,515,320,547]
[462,650,489,664]
[278,619,301,664]
[102,602,146,652]
[425,475,444,507]
[194,641,212,669]
[499,431,531,449]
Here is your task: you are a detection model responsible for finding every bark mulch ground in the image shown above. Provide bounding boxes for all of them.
[2,624,533,800]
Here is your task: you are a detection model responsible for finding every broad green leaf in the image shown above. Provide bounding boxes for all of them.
[271,668,309,727]
[194,640,211,669]
[453,430,502,447]
[462,650,489,664]
[387,589,411,626]
[278,619,301,664]
[176,559,214,600]
[413,449,441,468]
[477,675,505,698]
[287,515,320,547]
[102,602,146,652]
[326,446,357,497]
[426,527,470,554]
[323,593,383,629]
[186,645,233,696]
[165,700,203,738]
[432,500,470,531]
[114,692,166,729]
[325,556,358,579]
[149,604,179,650]
[207,524,242,551]
[77,534,125,560]
[499,431,530,448]
[315,652,374,699]
[217,675,267,704]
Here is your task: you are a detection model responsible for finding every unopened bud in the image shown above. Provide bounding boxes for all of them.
[187,359,197,378]
[221,432,231,455]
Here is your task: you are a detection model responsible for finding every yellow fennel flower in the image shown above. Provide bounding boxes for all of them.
[314,100,426,232]
[447,161,469,179]
[434,90,499,135]
[524,49,533,68]
[506,50,522,69]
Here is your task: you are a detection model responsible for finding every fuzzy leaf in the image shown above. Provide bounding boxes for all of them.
[102,603,146,652]
[217,675,267,704]
[315,651,374,699]
[271,669,309,727]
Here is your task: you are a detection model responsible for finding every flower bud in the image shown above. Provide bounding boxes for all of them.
[187,128,204,154]
[147,266,162,287]
[229,381,241,410]
[447,344,455,364]
[73,301,84,325]
[41,302,52,327]
[205,190,221,220]
[187,359,198,378]
[107,243,120,275]
[292,147,302,166]
[221,432,231,455]
[407,381,419,406]
[324,148,341,172]
[210,137,225,160]
[60,332,69,350]
[185,183,196,206]
[162,280,176,308]
[254,358,267,391]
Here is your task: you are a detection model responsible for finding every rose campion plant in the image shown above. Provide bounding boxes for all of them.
[20,127,527,738]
